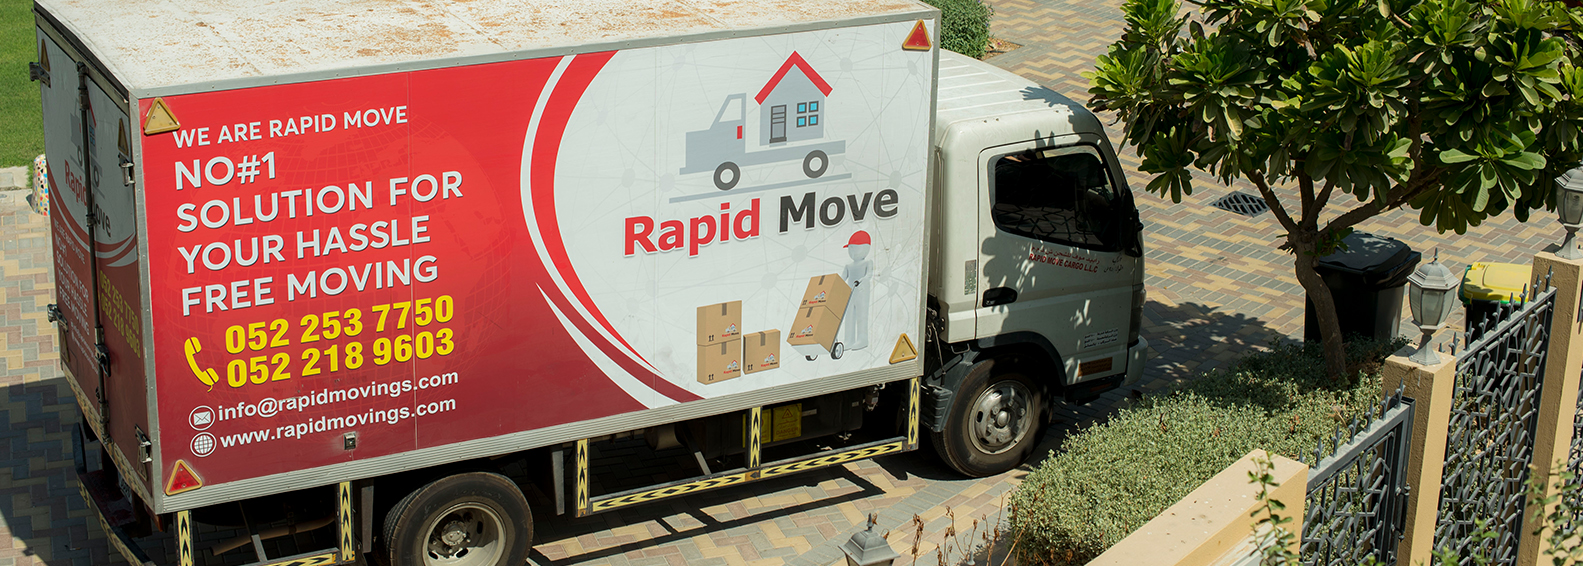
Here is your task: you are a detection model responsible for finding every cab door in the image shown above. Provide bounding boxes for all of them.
[975,137,1139,385]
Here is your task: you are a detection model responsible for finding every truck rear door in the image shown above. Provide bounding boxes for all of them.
[37,22,154,503]
[974,137,1136,384]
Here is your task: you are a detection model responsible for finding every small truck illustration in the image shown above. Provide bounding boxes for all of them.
[680,52,847,190]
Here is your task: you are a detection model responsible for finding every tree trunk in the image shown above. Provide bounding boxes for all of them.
[1294,248,1347,379]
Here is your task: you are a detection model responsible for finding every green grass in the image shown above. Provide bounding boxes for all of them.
[1,0,42,168]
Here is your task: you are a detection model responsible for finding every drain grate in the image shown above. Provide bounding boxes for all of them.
[1210,192,1270,216]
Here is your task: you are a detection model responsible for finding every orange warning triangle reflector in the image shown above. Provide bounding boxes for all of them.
[902,20,932,51]
[165,459,203,496]
[143,98,180,135]
[890,333,918,364]
[117,120,130,156]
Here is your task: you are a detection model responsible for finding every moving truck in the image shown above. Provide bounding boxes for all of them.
[31,0,1148,564]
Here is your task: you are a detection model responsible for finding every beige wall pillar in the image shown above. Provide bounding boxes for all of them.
[1518,251,1583,566]
[1381,349,1456,566]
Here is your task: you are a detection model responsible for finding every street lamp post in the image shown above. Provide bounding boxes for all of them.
[1553,165,1583,260]
[1407,256,1460,365]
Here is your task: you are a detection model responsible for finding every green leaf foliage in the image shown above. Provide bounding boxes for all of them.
[918,0,995,58]
[1008,338,1402,564]
[1085,0,1583,236]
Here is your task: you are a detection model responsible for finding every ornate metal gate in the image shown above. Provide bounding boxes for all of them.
[1433,279,1556,564]
[1301,391,1414,566]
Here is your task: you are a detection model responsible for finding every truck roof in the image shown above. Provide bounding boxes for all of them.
[934,50,1096,135]
[37,0,931,95]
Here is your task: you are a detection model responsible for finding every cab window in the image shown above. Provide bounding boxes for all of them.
[989,145,1124,251]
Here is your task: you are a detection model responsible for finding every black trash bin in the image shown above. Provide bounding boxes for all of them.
[1303,231,1422,342]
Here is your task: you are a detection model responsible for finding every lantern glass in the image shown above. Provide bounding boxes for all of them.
[1557,190,1583,226]
[1408,282,1425,325]
[1559,180,1583,226]
[1437,285,1459,323]
[1420,289,1445,329]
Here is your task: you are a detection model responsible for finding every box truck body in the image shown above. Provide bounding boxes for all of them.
[37,1,1149,564]
[38,0,934,515]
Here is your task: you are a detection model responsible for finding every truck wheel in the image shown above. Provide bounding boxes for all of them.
[381,472,532,566]
[931,364,1041,477]
[802,150,828,178]
[714,162,740,190]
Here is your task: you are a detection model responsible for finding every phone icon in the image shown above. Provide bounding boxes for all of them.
[185,337,218,391]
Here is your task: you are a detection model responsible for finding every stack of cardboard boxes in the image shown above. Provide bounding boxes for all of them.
[696,301,780,384]
[787,275,851,358]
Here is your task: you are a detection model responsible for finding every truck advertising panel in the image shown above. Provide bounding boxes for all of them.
[140,22,933,490]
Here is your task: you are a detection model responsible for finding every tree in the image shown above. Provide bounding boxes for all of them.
[1087,0,1583,377]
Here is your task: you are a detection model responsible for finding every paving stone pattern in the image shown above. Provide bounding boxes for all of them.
[0,0,1567,564]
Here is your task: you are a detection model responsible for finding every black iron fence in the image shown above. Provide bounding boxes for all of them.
[1432,280,1556,565]
[1300,391,1414,566]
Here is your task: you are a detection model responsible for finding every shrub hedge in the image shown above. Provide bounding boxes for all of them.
[1009,338,1403,565]
[919,0,994,58]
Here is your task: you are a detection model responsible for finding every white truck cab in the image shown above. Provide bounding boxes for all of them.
[922,51,1148,476]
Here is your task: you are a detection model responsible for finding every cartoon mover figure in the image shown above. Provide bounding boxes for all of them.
[788,231,872,360]
[840,231,871,351]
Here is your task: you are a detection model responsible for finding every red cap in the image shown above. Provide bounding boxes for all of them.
[844,231,871,248]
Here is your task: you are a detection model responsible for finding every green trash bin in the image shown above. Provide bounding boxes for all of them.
[1461,262,1530,340]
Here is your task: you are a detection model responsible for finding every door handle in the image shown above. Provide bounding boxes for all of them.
[982,287,1018,307]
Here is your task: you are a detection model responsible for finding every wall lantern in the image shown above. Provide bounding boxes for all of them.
[841,516,899,566]
[1406,256,1460,365]
[1553,165,1583,260]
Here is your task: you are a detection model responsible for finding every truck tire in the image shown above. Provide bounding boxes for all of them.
[803,150,828,178]
[381,472,532,566]
[931,363,1041,477]
[714,162,740,190]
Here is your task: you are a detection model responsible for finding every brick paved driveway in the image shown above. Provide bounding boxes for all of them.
[0,1,1568,565]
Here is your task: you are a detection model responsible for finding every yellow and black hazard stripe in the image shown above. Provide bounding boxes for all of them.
[255,550,338,566]
[177,510,194,566]
[337,481,355,563]
[748,406,763,469]
[907,376,921,449]
[583,436,909,515]
[575,439,590,517]
[760,441,905,481]
[590,471,754,514]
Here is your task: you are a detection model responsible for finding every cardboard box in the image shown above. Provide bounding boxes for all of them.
[787,306,842,355]
[697,340,742,384]
[799,274,851,315]
[743,330,781,374]
[696,301,742,345]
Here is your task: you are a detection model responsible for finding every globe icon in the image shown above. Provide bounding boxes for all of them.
[191,433,216,457]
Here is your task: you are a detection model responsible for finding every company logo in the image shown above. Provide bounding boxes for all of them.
[727,360,739,371]
[191,432,217,457]
[797,325,814,337]
[189,405,214,431]
[764,354,776,364]
[725,323,738,334]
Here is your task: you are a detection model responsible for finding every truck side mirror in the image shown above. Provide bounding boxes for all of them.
[1121,194,1143,258]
